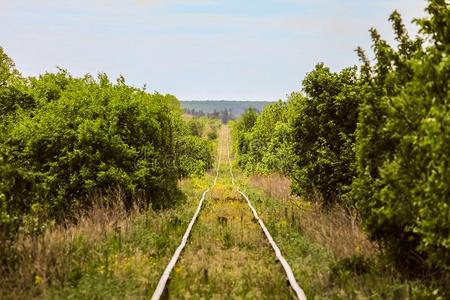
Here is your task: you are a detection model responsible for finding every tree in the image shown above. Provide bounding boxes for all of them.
[353,0,450,272]
[0,47,35,119]
[290,64,361,206]
[231,108,258,170]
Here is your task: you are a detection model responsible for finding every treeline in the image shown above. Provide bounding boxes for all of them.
[185,108,234,123]
[232,0,449,284]
[0,49,214,242]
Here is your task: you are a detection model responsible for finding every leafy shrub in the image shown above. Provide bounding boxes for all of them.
[231,0,449,282]
[289,64,361,206]
[231,108,258,170]
[0,58,214,240]
[175,134,214,177]
[352,1,450,273]
[233,101,296,175]
[0,48,35,120]
[207,130,218,140]
[187,118,205,137]
[330,255,370,283]
[233,65,361,207]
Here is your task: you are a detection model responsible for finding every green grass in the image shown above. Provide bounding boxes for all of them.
[0,175,212,300]
[239,177,438,299]
[166,190,294,299]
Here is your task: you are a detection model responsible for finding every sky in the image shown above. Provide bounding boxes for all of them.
[0,0,428,101]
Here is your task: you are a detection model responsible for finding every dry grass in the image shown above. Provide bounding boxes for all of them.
[249,173,294,202]
[0,186,201,299]
[1,193,138,298]
[249,173,377,260]
[294,202,377,259]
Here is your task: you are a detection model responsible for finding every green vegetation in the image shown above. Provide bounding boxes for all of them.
[0,175,211,299]
[353,3,450,273]
[1,1,448,298]
[232,63,361,206]
[231,103,296,176]
[0,48,213,245]
[243,174,435,299]
[167,133,293,299]
[289,65,361,206]
[232,0,449,294]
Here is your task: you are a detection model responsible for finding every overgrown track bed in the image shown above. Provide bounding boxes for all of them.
[226,128,306,300]
[151,128,223,300]
[153,126,304,299]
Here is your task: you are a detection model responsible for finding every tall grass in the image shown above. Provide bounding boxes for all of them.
[246,173,433,299]
[0,177,210,299]
[249,174,376,260]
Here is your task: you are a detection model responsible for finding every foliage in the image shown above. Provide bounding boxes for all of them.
[352,0,450,273]
[289,64,361,205]
[175,134,214,177]
[243,179,438,300]
[230,107,258,170]
[187,118,205,137]
[232,101,296,175]
[233,65,361,207]
[0,55,214,241]
[0,189,202,299]
[207,130,218,140]
[231,0,449,282]
[181,100,272,118]
[0,48,35,120]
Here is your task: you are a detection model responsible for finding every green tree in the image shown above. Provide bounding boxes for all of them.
[231,108,258,170]
[0,57,215,241]
[187,118,205,137]
[353,0,450,272]
[0,47,35,119]
[290,64,361,206]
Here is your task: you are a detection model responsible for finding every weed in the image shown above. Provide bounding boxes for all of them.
[243,172,436,299]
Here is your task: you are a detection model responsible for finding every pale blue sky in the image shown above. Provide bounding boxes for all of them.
[0,0,427,101]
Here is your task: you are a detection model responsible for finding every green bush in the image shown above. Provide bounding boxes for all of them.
[231,108,258,170]
[207,130,218,140]
[289,64,361,205]
[233,65,361,207]
[175,134,214,177]
[330,255,370,283]
[233,101,296,175]
[187,118,205,137]
[0,57,214,240]
[230,0,449,281]
[352,1,450,273]
[0,48,35,121]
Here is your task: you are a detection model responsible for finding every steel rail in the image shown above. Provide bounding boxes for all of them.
[226,133,307,300]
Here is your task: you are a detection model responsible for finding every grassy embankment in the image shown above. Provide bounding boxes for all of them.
[237,173,434,299]
[1,178,213,299]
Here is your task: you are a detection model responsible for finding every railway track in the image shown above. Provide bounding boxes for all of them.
[150,129,223,300]
[151,127,306,300]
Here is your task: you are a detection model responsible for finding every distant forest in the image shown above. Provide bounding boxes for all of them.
[181,101,275,123]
